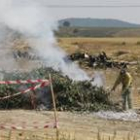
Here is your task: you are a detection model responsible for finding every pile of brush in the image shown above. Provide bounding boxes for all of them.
[0,67,116,111]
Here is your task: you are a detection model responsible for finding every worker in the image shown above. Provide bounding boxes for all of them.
[111,69,133,110]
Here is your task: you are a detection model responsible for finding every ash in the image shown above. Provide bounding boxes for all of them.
[94,110,140,122]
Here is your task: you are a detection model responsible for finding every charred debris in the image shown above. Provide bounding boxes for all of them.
[67,51,136,69]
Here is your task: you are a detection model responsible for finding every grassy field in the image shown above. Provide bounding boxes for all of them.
[58,37,140,60]
[1,37,140,140]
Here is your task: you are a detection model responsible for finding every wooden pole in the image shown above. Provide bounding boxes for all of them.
[31,84,36,110]
[49,74,59,140]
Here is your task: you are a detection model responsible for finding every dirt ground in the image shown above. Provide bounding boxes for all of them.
[0,110,140,140]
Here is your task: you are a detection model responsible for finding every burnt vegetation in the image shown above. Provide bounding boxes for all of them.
[12,50,39,60]
[68,52,129,69]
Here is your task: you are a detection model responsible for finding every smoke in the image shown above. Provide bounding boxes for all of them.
[0,0,89,81]
[91,71,106,87]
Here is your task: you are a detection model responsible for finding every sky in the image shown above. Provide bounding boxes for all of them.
[41,0,140,24]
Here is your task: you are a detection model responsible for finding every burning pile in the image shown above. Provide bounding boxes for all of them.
[0,67,116,111]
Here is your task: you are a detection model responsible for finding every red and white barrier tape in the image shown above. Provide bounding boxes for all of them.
[0,79,58,131]
[0,81,50,100]
[0,122,57,130]
[0,79,49,85]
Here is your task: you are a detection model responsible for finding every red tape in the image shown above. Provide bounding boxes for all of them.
[0,79,57,131]
[0,79,49,85]
[0,122,57,130]
[0,80,50,100]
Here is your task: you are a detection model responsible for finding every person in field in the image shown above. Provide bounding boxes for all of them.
[111,69,133,110]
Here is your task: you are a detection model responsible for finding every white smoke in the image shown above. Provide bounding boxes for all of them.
[0,0,89,81]
[91,71,105,87]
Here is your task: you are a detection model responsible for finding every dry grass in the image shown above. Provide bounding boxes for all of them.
[0,129,139,140]
[58,37,140,61]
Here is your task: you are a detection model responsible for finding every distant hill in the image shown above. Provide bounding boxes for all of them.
[59,18,140,28]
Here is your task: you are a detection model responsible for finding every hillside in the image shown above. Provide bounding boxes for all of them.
[59,18,140,28]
